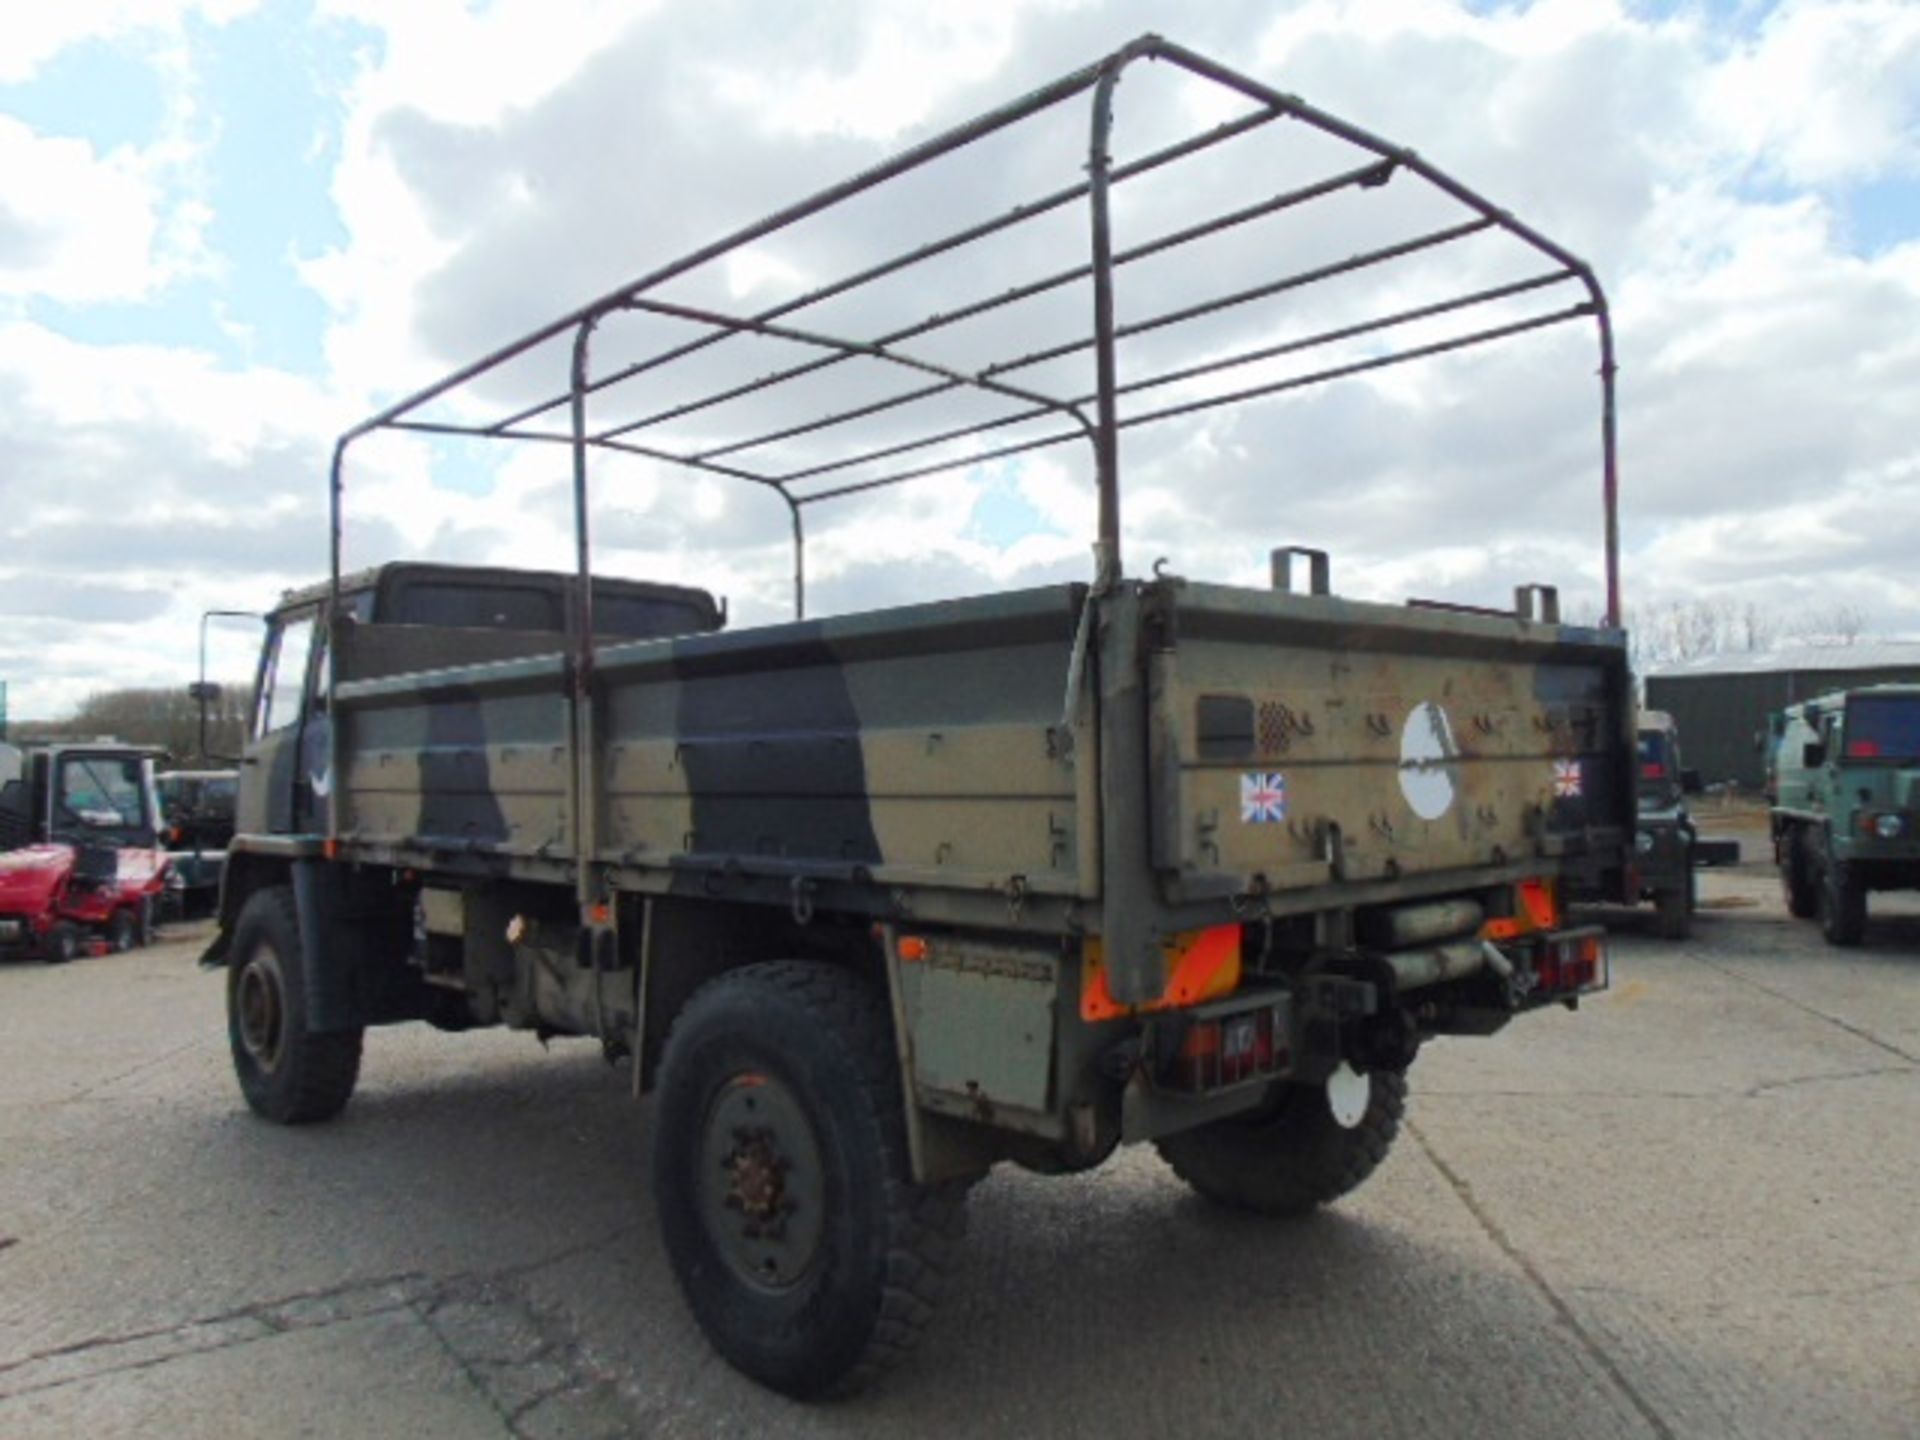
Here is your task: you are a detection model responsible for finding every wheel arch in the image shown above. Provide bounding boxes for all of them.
[632,896,885,1094]
[203,851,293,967]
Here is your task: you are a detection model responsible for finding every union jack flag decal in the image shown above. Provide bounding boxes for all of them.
[1241,771,1288,823]
[1552,758,1584,798]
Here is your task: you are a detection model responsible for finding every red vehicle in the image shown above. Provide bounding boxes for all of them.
[0,742,169,962]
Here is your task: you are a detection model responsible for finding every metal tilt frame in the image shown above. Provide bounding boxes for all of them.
[319,34,1622,893]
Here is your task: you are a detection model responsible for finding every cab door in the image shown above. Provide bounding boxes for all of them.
[237,608,320,836]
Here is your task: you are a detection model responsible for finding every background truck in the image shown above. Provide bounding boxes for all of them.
[157,768,239,918]
[1770,683,1920,945]
[0,741,169,961]
[1580,710,1738,940]
[200,36,1633,1396]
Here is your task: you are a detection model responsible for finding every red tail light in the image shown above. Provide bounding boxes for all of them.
[1535,929,1607,994]
[1170,1003,1287,1092]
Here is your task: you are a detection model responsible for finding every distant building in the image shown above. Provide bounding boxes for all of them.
[1645,641,1920,789]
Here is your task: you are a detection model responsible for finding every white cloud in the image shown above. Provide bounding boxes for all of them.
[0,120,172,303]
[1703,0,1920,186]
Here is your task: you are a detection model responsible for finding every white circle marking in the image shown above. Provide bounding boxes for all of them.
[1398,701,1458,820]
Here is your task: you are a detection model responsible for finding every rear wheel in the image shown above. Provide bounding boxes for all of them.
[1780,828,1817,918]
[43,922,80,965]
[651,961,968,1398]
[228,886,363,1123]
[1156,1065,1407,1217]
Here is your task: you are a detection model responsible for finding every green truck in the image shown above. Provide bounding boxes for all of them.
[200,37,1633,1396]
[1770,684,1920,945]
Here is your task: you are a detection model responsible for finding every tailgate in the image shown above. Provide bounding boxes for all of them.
[1149,581,1632,909]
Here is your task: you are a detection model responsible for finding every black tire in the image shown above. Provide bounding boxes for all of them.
[1653,881,1691,940]
[106,908,138,953]
[1155,1067,1407,1217]
[1817,854,1867,947]
[43,922,81,965]
[228,886,363,1123]
[1780,829,1817,919]
[651,961,968,1399]
[136,896,156,946]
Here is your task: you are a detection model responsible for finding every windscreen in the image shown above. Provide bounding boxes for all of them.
[1637,728,1681,805]
[55,754,154,846]
[1844,695,1920,760]
[390,579,717,641]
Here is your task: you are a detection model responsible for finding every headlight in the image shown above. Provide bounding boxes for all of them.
[1874,812,1906,840]
[1634,830,1656,855]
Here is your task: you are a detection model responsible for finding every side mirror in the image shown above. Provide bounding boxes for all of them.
[1802,742,1826,768]
[1681,768,1702,794]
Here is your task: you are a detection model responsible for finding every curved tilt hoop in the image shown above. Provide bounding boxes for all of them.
[325,30,1620,677]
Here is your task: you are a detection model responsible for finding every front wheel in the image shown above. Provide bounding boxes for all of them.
[1653,877,1692,940]
[1817,855,1867,947]
[651,961,968,1399]
[228,886,363,1123]
[1155,1065,1407,1217]
[106,908,139,952]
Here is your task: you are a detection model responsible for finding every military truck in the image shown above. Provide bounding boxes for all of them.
[201,37,1633,1396]
[157,768,239,918]
[1770,684,1920,945]
[1583,710,1738,941]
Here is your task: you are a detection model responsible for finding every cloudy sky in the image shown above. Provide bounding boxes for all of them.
[2,0,1917,720]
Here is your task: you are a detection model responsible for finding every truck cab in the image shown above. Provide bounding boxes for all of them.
[234,562,726,842]
[1771,684,1920,944]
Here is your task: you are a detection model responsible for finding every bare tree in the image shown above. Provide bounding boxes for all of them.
[38,683,252,764]
[1797,603,1868,646]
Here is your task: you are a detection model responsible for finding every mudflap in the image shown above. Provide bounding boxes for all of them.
[290,860,423,1032]
[292,860,355,1033]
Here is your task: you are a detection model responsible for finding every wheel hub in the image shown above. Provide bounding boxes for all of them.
[699,1073,827,1292]
[236,951,285,1067]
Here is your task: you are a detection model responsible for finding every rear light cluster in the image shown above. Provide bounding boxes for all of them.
[1533,928,1607,995]
[1166,1002,1288,1093]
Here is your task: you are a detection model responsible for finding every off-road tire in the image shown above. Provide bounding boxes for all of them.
[43,922,80,965]
[1780,829,1817,919]
[228,886,363,1123]
[1817,854,1867,947]
[1653,878,1692,941]
[1155,1067,1408,1217]
[651,961,968,1399]
[106,908,138,952]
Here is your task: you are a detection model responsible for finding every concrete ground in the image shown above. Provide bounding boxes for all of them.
[2,852,1916,1438]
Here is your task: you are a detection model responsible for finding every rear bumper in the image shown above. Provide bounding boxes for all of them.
[1135,925,1607,1114]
